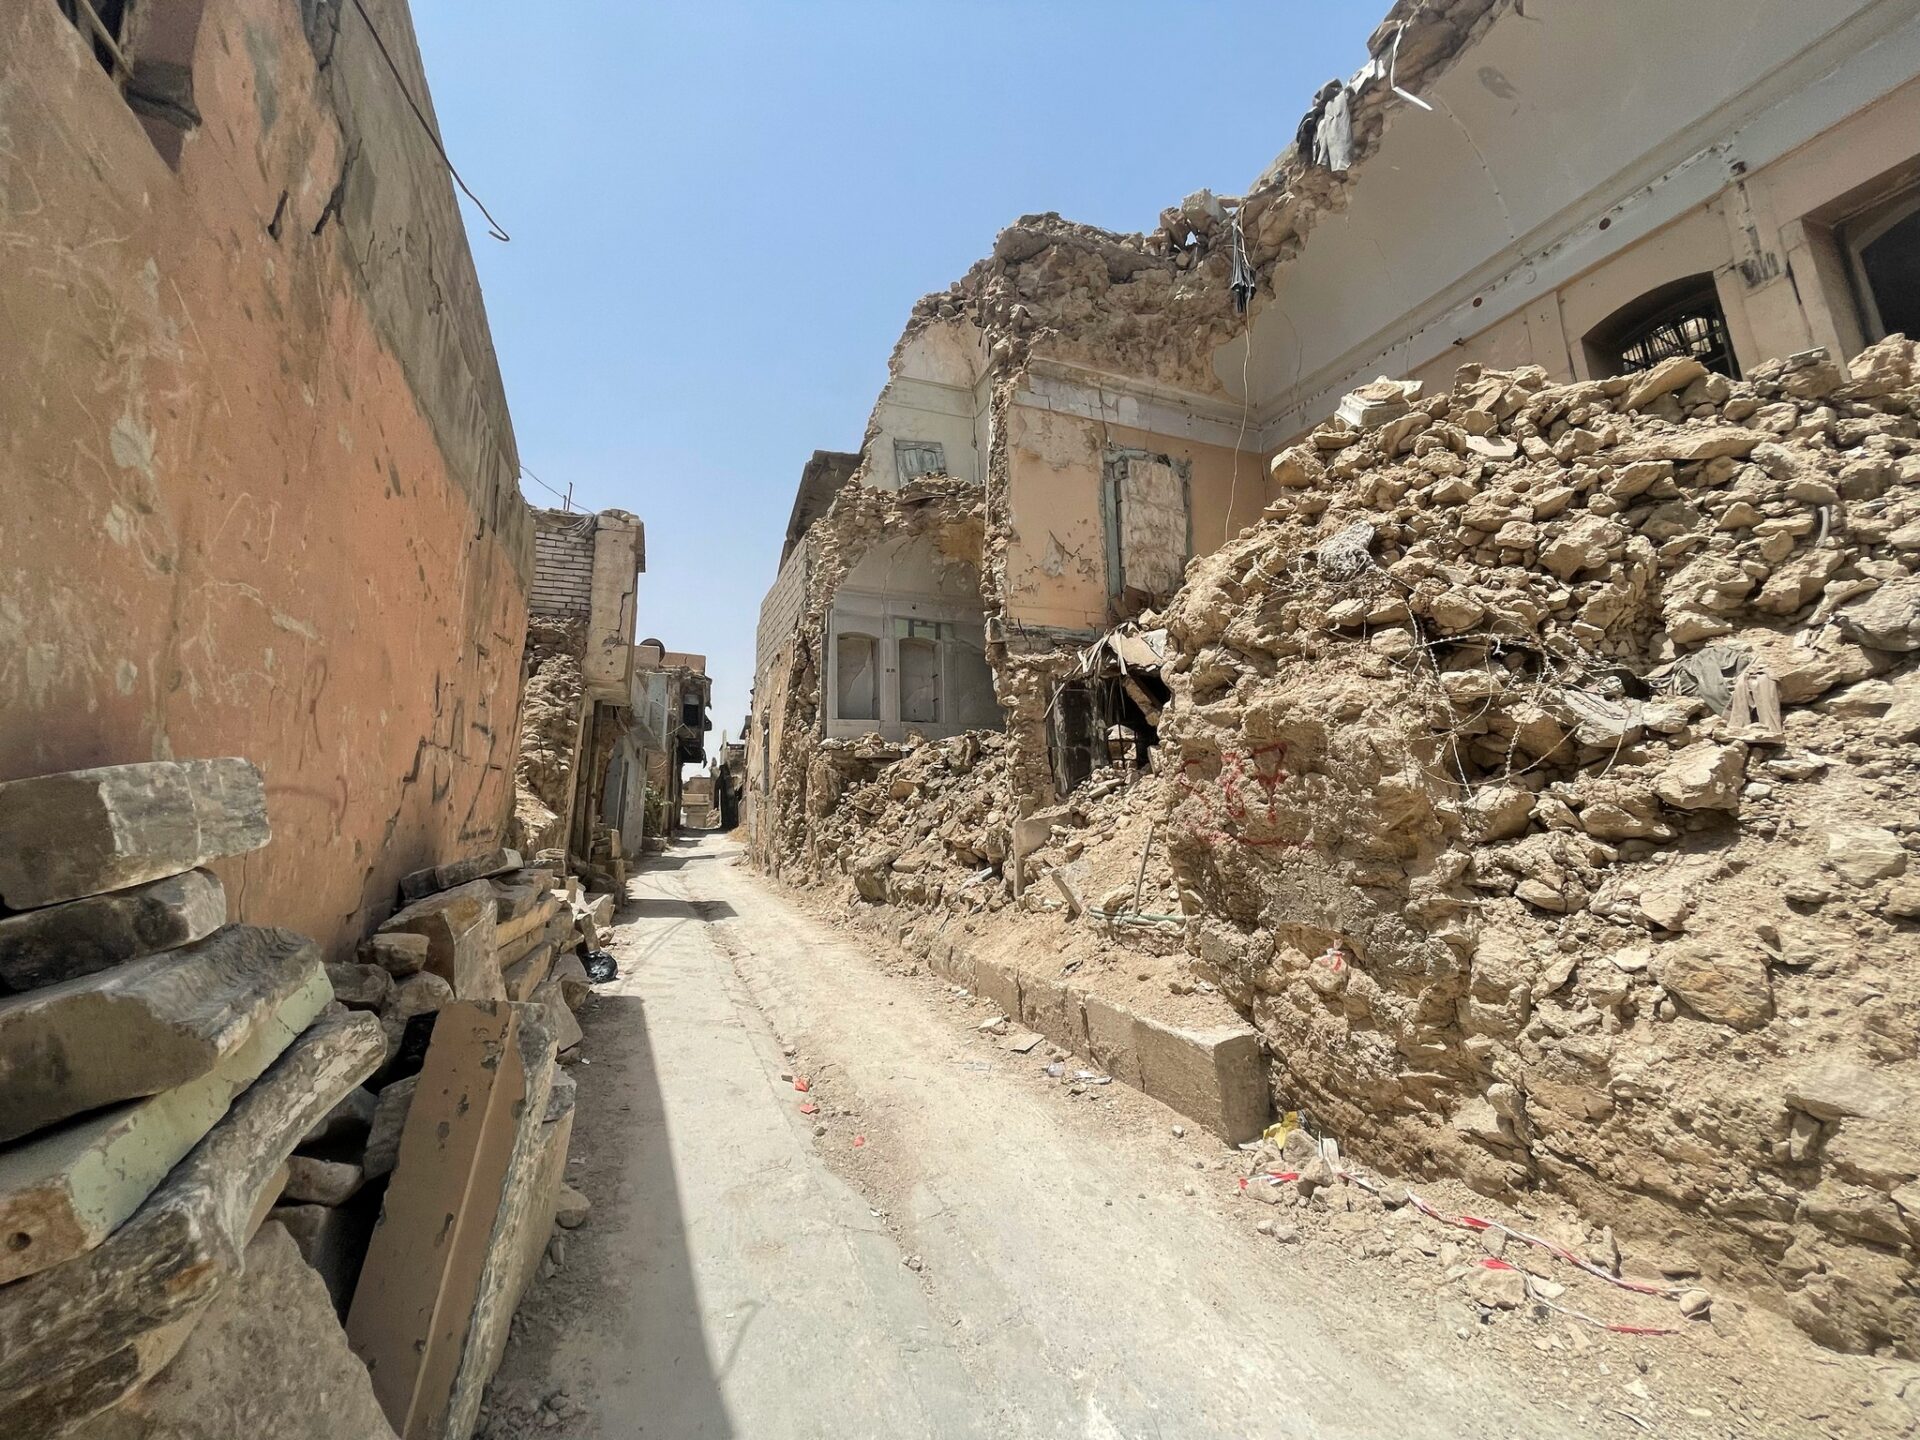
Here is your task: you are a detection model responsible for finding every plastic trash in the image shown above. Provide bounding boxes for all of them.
[583,951,618,983]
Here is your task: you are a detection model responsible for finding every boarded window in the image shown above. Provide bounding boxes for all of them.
[898,638,941,725]
[836,633,878,722]
[1108,454,1189,606]
[894,439,948,482]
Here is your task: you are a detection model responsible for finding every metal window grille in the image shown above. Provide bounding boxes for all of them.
[1616,292,1739,379]
[893,440,948,482]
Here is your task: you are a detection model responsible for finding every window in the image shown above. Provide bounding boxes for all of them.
[894,439,948,483]
[898,638,941,725]
[835,633,878,722]
[57,0,205,166]
[1584,274,1739,380]
[1104,450,1191,611]
[1846,188,1920,344]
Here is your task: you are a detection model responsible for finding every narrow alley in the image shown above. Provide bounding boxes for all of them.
[475,839,1859,1440]
[6,3,1920,1438]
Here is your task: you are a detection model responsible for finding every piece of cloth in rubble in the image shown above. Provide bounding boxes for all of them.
[1314,85,1354,171]
[1658,644,1751,716]
[1229,214,1256,314]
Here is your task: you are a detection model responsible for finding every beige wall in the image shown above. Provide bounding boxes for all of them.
[1004,406,1268,633]
[1391,72,1920,408]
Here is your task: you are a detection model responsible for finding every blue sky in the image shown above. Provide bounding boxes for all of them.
[411,2,1381,757]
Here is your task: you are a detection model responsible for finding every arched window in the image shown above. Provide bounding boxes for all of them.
[1584,274,1739,381]
[834,633,878,723]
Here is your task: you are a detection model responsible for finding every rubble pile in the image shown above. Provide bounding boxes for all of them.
[1160,339,1920,1357]
[509,619,586,855]
[0,759,611,1438]
[904,0,1504,395]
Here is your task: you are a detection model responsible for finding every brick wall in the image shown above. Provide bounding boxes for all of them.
[530,511,596,619]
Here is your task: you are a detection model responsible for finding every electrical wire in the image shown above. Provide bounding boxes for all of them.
[519,465,569,507]
[345,0,510,242]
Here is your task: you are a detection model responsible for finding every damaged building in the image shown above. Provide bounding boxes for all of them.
[0,3,632,1436]
[750,0,1920,1360]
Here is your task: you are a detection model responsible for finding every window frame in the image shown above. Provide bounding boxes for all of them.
[893,439,949,484]
[1842,183,1920,344]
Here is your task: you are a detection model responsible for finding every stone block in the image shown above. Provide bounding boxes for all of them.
[347,1000,557,1440]
[488,870,554,922]
[502,941,559,1003]
[550,951,590,1010]
[1083,996,1144,1088]
[0,759,269,910]
[969,955,1022,1019]
[493,894,559,953]
[377,881,501,1002]
[284,1156,365,1207]
[533,977,583,1054]
[382,972,454,1024]
[0,924,323,1144]
[358,933,428,978]
[270,1197,381,1317]
[0,1011,383,1437]
[360,1076,417,1181]
[0,949,331,1283]
[325,961,393,1011]
[397,849,521,906]
[65,1222,397,1440]
[0,869,225,996]
[1017,972,1087,1052]
[1134,1017,1270,1144]
[497,908,570,975]
[487,1103,574,1389]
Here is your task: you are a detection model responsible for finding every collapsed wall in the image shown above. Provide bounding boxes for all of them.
[508,620,586,856]
[776,338,1920,1358]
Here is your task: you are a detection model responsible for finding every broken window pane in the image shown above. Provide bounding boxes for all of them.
[894,439,947,482]
[898,637,940,725]
[836,633,877,722]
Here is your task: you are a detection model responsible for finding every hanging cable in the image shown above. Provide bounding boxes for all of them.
[345,0,510,241]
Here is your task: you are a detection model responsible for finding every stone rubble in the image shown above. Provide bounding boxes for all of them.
[767,337,1920,1361]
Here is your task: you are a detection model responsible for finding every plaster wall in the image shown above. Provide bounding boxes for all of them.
[1394,75,1920,409]
[583,513,643,702]
[1235,0,1920,442]
[1003,405,1266,634]
[0,1,530,957]
[862,324,991,490]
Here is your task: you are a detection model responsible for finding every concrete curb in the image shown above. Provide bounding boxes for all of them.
[886,917,1271,1144]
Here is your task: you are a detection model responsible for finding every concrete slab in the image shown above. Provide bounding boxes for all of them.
[1133,1017,1270,1144]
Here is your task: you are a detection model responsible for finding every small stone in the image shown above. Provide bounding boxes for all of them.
[283,1156,365,1207]
[1465,1262,1528,1309]
[1679,1288,1712,1319]
[383,971,455,1023]
[1825,826,1907,886]
[325,962,393,1011]
[1171,1125,1186,1139]
[1655,741,1745,812]
[554,1183,591,1230]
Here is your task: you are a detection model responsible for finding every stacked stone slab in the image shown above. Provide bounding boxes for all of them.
[0,760,387,1437]
[266,848,598,1438]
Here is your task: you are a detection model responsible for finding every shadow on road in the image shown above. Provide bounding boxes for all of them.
[492,990,735,1438]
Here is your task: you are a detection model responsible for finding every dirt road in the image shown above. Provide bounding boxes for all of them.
[478,836,1894,1440]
